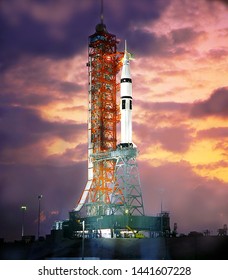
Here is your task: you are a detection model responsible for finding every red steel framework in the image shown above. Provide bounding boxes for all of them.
[89,27,119,153]
[88,24,122,216]
[75,22,122,216]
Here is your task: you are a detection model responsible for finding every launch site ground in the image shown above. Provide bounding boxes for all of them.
[1,236,228,260]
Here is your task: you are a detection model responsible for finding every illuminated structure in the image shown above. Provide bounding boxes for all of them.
[74,7,145,218]
[74,12,121,216]
[63,4,170,238]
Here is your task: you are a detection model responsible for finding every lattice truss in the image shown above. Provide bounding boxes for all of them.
[86,28,122,216]
[111,148,145,216]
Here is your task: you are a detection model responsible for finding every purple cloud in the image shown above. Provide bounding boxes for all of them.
[207,48,228,60]
[136,100,190,113]
[207,0,228,5]
[171,27,206,45]
[197,127,228,139]
[191,87,228,118]
[0,0,96,72]
[0,0,171,72]
[0,105,85,150]
[134,122,194,153]
[139,160,228,234]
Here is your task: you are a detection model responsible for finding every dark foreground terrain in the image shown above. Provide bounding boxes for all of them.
[1,236,228,260]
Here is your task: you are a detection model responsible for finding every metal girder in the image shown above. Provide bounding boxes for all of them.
[110,147,145,216]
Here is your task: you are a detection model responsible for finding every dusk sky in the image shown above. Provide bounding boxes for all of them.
[0,0,228,241]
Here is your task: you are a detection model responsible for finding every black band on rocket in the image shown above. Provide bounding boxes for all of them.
[121,96,132,99]
[121,78,132,83]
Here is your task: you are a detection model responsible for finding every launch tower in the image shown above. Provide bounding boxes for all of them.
[74,16,120,216]
[63,4,170,238]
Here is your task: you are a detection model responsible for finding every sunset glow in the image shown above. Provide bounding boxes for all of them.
[0,0,228,240]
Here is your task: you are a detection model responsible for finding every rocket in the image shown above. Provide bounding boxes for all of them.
[120,41,133,147]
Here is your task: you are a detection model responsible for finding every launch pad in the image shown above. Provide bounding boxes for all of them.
[59,3,171,239]
[63,211,170,239]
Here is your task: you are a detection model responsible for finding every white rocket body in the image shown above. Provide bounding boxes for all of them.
[120,42,133,147]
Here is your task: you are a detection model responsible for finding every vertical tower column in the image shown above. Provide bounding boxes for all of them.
[75,20,122,216]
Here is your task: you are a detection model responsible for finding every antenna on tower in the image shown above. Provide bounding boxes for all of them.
[95,0,106,33]
[100,0,104,24]
[125,40,127,53]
